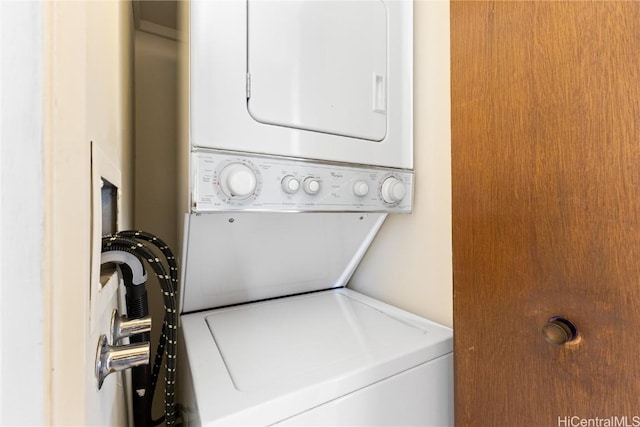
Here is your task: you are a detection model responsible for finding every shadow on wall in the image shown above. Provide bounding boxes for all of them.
[133,28,178,420]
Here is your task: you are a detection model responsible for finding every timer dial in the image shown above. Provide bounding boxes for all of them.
[218,163,257,199]
[380,176,406,204]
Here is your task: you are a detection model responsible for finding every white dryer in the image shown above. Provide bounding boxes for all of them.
[178,1,452,425]
[186,0,413,169]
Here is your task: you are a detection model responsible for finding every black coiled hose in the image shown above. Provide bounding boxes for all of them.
[102,232,178,427]
[113,231,179,427]
[123,273,152,427]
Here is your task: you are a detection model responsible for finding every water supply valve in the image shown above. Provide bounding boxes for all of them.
[95,334,150,389]
[111,309,152,343]
[95,309,152,390]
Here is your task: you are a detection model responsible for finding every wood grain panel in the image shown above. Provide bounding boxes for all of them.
[452,2,640,425]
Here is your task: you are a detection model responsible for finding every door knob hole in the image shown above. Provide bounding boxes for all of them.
[542,316,578,346]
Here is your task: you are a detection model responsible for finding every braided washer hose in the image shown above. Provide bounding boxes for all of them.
[113,231,179,422]
[102,234,178,427]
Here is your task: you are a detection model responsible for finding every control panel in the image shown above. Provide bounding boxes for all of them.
[191,149,413,213]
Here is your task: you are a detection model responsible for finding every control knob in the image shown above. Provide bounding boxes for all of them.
[381,176,406,204]
[303,177,321,195]
[218,163,257,199]
[281,175,300,194]
[353,181,369,197]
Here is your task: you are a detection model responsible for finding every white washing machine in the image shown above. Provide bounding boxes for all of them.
[177,155,453,425]
[178,1,452,425]
[178,210,453,426]
[179,287,452,426]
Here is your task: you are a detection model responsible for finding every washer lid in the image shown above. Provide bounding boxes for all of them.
[205,290,450,393]
[181,288,453,426]
[247,0,388,141]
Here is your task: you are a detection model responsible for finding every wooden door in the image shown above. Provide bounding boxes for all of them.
[452,2,640,425]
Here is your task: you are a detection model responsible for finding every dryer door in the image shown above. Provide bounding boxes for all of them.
[188,0,413,169]
[247,1,388,141]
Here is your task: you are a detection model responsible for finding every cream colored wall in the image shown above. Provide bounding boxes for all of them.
[134,31,178,249]
[46,1,134,424]
[133,30,179,419]
[349,0,452,328]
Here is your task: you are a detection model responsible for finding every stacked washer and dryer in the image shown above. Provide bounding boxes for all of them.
[177,1,453,425]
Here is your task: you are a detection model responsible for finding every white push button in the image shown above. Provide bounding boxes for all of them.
[353,181,369,197]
